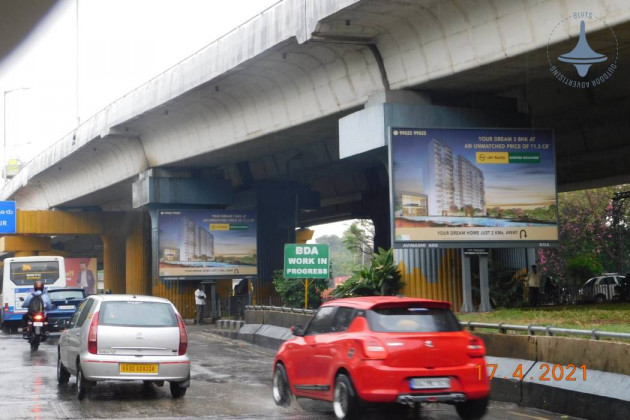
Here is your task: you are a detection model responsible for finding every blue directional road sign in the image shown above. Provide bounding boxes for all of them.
[0,201,16,234]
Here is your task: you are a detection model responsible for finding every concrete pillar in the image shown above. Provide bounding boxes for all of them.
[369,185,391,251]
[102,235,126,293]
[210,282,217,319]
[526,248,537,267]
[461,250,473,313]
[126,212,151,295]
[255,183,299,302]
[479,254,492,312]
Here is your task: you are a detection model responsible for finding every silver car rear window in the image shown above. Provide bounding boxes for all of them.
[99,301,178,327]
[48,290,85,300]
[366,307,462,333]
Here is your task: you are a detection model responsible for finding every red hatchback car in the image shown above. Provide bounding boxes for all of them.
[272,296,490,419]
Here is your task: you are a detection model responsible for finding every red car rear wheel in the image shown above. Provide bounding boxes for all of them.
[333,373,362,420]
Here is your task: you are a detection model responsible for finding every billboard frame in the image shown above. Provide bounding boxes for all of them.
[157,209,257,280]
[388,126,559,249]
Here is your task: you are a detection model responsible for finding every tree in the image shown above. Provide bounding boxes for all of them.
[342,220,375,268]
[332,248,404,298]
[315,234,356,277]
[538,185,630,284]
[489,266,526,308]
[272,270,329,309]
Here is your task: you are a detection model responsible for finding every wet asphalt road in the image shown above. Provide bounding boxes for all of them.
[0,325,584,419]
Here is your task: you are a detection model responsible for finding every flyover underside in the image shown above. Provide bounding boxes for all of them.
[3,210,151,301]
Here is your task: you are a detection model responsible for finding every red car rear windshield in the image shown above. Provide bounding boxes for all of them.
[366,307,462,333]
[99,301,178,327]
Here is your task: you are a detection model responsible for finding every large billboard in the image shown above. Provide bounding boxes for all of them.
[158,210,257,279]
[391,128,558,249]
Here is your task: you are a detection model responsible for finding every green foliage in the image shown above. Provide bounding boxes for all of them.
[489,266,526,308]
[332,248,404,298]
[538,185,630,282]
[458,303,630,335]
[342,220,374,266]
[315,234,356,277]
[565,255,603,284]
[272,270,328,309]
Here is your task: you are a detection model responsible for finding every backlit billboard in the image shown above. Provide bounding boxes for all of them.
[391,128,558,249]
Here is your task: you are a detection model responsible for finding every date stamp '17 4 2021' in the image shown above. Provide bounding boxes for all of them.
[477,364,588,382]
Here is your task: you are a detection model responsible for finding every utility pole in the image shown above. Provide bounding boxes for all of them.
[3,87,29,181]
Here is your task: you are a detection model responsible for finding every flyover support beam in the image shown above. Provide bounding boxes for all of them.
[0,236,51,253]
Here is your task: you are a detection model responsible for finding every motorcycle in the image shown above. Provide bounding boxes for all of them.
[23,312,48,351]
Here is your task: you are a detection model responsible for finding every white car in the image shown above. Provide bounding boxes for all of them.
[579,275,624,303]
[57,294,190,400]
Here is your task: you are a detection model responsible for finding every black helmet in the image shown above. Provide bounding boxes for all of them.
[34,281,44,292]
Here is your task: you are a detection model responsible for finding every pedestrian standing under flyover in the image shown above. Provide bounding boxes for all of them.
[194,284,207,325]
[527,265,541,307]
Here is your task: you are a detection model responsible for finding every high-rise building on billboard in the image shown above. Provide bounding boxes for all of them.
[179,217,214,261]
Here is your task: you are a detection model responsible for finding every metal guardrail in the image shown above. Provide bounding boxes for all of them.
[461,321,630,341]
[246,305,314,315]
[246,305,630,341]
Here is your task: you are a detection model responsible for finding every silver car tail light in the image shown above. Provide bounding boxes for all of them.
[88,311,100,354]
[177,314,188,355]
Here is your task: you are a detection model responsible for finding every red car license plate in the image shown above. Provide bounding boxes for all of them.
[410,377,450,390]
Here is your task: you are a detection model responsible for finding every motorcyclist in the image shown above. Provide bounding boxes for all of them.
[21,281,52,334]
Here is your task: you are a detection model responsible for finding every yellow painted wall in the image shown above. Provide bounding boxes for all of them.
[0,236,51,252]
[126,218,150,295]
[215,279,233,299]
[17,210,103,234]
[399,249,463,312]
[153,279,197,319]
[102,235,126,294]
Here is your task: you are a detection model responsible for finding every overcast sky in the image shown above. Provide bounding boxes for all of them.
[0,0,278,166]
[0,0,356,237]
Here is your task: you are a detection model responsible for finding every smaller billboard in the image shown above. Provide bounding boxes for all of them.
[158,210,257,279]
[284,244,330,279]
[66,257,98,295]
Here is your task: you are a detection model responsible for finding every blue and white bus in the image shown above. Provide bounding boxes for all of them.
[1,256,66,333]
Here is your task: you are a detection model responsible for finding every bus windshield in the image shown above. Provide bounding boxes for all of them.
[9,261,60,285]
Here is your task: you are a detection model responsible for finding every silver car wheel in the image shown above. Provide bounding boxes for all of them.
[333,380,349,418]
[272,364,291,407]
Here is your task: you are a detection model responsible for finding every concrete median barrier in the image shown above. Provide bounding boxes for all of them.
[226,309,630,419]
[475,332,630,376]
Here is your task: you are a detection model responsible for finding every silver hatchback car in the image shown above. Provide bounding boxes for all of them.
[57,294,190,400]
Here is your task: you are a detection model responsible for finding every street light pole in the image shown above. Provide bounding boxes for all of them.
[3,87,29,182]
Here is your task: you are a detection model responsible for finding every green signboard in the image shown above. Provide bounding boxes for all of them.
[284,244,330,279]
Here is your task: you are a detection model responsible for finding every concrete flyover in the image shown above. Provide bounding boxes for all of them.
[1,0,630,311]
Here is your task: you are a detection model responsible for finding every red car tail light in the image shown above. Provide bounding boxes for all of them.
[3,303,8,312]
[177,314,188,355]
[467,336,485,357]
[362,337,388,360]
[87,311,100,354]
